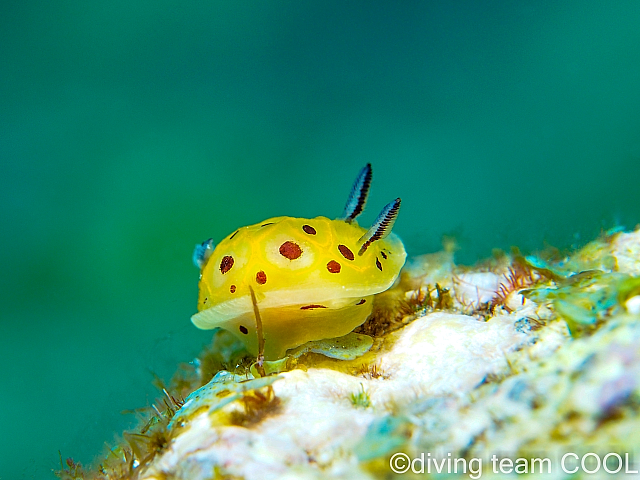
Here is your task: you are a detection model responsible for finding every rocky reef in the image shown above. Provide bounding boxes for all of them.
[58,229,640,479]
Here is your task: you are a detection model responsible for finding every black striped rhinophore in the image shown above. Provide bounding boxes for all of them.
[358,198,401,255]
[341,163,372,223]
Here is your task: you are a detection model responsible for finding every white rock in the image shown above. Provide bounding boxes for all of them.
[375,313,529,398]
[141,311,531,480]
[452,272,501,309]
[611,230,640,275]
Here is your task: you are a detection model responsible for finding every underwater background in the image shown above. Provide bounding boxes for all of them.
[1,1,640,478]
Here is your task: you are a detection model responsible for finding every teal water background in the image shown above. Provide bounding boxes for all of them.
[2,1,640,478]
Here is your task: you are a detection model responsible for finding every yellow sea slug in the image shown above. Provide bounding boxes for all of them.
[191,164,406,360]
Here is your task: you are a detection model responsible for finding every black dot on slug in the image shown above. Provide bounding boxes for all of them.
[376,257,382,271]
[261,222,274,227]
[338,244,354,261]
[300,304,327,310]
[302,224,316,235]
[381,251,388,260]
[239,325,248,334]
[220,255,234,274]
[356,299,366,305]
[230,230,239,240]
[256,270,267,284]
[327,260,341,273]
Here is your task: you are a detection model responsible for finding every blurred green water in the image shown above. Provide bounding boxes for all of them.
[1,1,640,478]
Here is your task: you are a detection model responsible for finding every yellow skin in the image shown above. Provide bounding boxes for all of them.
[192,215,406,360]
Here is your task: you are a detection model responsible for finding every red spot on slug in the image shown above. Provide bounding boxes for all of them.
[256,271,267,284]
[230,285,236,293]
[338,244,354,261]
[327,260,341,273]
[302,224,316,235]
[279,241,302,260]
[220,255,234,274]
[356,299,366,305]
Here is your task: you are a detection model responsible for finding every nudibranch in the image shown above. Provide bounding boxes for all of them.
[191,164,406,360]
